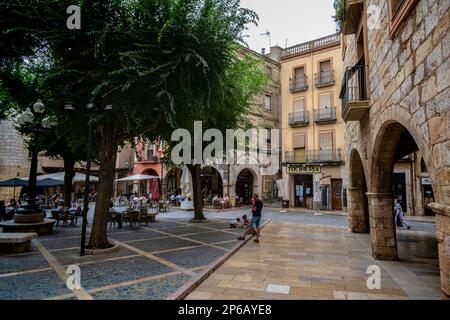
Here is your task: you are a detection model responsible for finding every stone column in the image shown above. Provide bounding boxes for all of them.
[347,187,368,233]
[367,193,398,260]
[430,203,450,296]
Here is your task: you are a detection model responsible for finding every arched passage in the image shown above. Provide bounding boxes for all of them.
[235,168,257,205]
[164,167,182,196]
[370,121,436,261]
[348,149,369,233]
[201,166,223,197]
[141,168,159,195]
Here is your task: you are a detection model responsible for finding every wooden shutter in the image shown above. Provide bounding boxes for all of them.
[319,132,333,149]
[319,93,332,108]
[293,97,305,113]
[320,60,331,72]
[293,133,306,148]
[295,67,305,79]
[294,148,306,163]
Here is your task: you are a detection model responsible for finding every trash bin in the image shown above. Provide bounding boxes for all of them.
[282,200,289,208]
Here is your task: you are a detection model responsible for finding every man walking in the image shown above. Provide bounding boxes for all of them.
[238,194,263,243]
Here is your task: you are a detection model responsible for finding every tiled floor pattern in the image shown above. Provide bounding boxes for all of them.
[0,218,242,300]
[186,221,449,300]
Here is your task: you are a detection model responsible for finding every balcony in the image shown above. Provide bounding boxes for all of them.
[315,70,335,87]
[288,111,309,127]
[314,107,337,124]
[343,0,365,35]
[340,63,370,122]
[282,33,341,59]
[284,149,342,164]
[289,76,308,92]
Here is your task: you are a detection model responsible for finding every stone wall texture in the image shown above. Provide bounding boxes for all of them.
[344,0,450,295]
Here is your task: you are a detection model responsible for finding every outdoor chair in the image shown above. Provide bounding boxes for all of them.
[109,212,121,229]
[128,211,141,229]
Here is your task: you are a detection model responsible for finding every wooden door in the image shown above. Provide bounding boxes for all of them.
[331,179,342,210]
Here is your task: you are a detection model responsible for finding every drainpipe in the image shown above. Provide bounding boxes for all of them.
[411,152,416,216]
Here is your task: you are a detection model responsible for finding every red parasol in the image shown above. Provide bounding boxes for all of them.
[151,178,160,201]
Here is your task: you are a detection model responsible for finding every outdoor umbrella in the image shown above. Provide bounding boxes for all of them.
[180,165,193,198]
[0,178,28,200]
[151,178,160,201]
[115,174,159,182]
[36,178,65,187]
[22,172,99,182]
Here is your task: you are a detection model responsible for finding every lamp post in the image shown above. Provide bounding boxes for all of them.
[13,100,57,216]
[64,101,113,256]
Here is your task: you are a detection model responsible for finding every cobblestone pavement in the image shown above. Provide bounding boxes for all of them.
[186,215,447,300]
[0,216,243,300]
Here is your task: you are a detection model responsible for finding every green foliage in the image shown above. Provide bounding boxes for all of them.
[333,0,346,32]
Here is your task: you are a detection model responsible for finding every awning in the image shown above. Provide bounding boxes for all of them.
[22,172,99,182]
[115,174,160,182]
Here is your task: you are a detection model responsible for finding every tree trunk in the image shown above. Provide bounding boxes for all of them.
[63,156,76,209]
[87,122,119,249]
[187,164,207,221]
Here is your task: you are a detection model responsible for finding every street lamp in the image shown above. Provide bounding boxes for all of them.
[64,101,113,256]
[12,100,58,217]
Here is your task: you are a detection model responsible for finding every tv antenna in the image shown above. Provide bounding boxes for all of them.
[261,31,271,48]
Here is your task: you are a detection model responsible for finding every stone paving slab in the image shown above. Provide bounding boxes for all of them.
[0,218,240,300]
[186,220,448,300]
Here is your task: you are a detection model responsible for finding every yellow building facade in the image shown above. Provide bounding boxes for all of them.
[269,33,345,210]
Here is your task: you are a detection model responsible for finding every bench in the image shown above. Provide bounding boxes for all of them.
[0,233,38,254]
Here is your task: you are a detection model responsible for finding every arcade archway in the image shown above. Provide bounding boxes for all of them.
[235,169,256,205]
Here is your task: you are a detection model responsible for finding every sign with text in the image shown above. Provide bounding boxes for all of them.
[287,164,321,174]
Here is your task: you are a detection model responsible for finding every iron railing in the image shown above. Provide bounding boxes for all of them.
[284,149,342,163]
[289,76,308,92]
[340,63,368,116]
[314,107,337,123]
[288,111,309,127]
[315,70,335,87]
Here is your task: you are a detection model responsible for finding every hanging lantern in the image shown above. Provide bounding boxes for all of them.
[33,99,45,113]
[42,115,58,128]
[21,108,35,124]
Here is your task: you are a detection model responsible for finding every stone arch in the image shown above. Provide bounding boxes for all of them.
[235,167,258,205]
[201,166,224,197]
[369,107,433,260]
[348,149,370,233]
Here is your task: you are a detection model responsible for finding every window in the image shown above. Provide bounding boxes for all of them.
[319,60,332,84]
[265,65,273,78]
[293,133,306,148]
[293,133,307,163]
[264,95,272,110]
[294,67,305,81]
[319,93,332,109]
[319,131,333,150]
[388,0,419,38]
[146,145,155,161]
[293,97,305,113]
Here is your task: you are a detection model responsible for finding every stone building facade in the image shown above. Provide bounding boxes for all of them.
[270,33,346,210]
[0,119,31,200]
[341,0,449,295]
[161,47,282,204]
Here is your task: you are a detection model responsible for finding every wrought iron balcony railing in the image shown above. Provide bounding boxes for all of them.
[315,70,335,87]
[288,111,309,127]
[284,149,342,164]
[314,107,337,124]
[289,76,308,92]
[340,63,370,121]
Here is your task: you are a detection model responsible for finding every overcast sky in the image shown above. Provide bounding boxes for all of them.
[239,0,337,53]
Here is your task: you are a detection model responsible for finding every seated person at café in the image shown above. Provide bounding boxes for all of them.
[241,215,250,228]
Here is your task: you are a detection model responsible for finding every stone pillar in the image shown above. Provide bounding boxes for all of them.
[430,203,450,296]
[347,187,368,233]
[367,193,398,260]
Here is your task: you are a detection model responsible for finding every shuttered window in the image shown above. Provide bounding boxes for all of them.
[293,97,305,113]
[319,131,333,150]
[293,133,306,148]
[319,93,332,109]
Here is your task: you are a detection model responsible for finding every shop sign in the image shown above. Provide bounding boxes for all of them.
[287,164,321,174]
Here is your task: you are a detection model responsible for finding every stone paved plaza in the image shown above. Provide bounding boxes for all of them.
[0,207,447,300]
[187,210,448,300]
[0,212,243,300]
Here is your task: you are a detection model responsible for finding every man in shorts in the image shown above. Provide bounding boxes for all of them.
[238,194,263,243]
